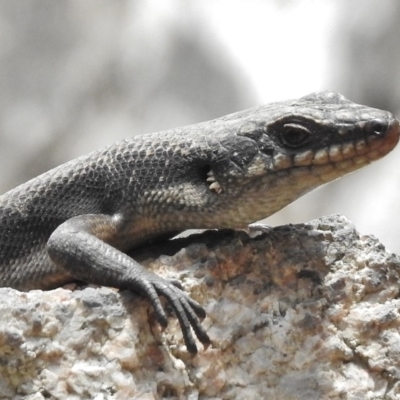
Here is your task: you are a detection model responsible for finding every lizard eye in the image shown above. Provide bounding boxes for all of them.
[280,123,311,148]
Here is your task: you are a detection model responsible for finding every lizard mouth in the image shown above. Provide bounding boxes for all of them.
[271,117,400,182]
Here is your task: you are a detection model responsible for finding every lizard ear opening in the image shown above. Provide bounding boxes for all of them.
[206,168,223,194]
[197,164,224,195]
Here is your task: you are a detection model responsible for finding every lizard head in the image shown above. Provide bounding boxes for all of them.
[206,91,399,222]
[250,91,399,181]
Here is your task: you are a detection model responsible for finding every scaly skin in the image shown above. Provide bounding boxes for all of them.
[0,91,399,353]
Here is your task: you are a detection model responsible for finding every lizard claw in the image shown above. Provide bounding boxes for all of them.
[169,278,184,290]
[134,273,210,353]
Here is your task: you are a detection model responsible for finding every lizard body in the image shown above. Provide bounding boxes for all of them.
[0,91,399,353]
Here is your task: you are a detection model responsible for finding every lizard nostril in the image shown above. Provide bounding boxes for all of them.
[367,119,387,135]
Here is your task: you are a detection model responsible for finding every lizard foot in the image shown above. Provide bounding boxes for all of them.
[132,272,211,354]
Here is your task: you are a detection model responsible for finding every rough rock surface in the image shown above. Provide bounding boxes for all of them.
[1,214,400,400]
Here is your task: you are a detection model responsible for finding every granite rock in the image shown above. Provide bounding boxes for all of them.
[0,214,399,399]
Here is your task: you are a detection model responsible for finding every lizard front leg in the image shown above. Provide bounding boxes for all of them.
[46,214,210,354]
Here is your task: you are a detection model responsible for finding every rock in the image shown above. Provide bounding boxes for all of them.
[0,214,400,399]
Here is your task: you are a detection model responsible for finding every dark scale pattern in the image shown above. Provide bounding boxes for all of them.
[0,91,399,353]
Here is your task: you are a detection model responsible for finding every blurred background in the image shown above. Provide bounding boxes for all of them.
[0,0,399,252]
